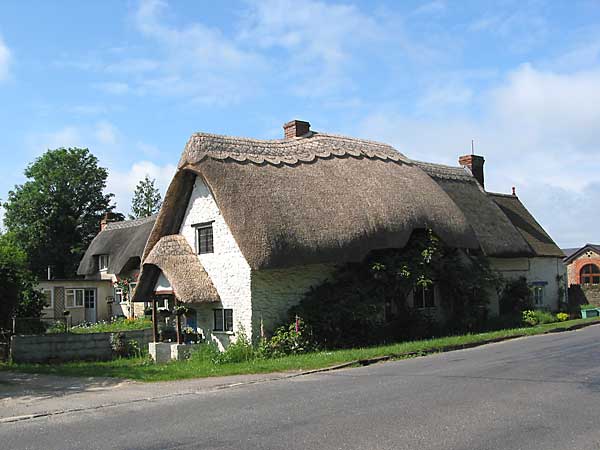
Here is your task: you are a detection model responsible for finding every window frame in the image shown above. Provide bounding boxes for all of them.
[193,222,214,255]
[580,264,600,285]
[114,287,125,305]
[532,286,544,305]
[98,254,109,272]
[43,288,54,309]
[413,284,435,309]
[213,308,233,332]
[65,288,95,308]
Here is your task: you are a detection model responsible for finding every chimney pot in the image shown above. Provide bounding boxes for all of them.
[283,120,310,139]
[458,154,485,188]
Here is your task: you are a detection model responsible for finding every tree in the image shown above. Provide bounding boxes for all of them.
[3,148,114,278]
[129,175,162,219]
[0,232,45,330]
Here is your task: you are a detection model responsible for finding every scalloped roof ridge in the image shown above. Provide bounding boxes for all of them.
[179,131,410,167]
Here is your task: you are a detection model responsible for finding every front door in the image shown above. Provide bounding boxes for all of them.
[84,289,97,323]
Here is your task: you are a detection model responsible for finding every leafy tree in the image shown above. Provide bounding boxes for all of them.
[0,232,45,330]
[129,175,162,219]
[3,148,114,278]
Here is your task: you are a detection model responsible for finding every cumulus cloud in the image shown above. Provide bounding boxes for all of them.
[357,64,600,247]
[106,160,176,214]
[0,35,10,81]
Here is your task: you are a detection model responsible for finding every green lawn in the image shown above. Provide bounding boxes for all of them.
[69,317,152,334]
[2,317,599,382]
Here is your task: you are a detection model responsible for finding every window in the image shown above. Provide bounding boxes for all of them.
[43,289,53,309]
[65,288,94,308]
[195,223,214,254]
[98,254,109,271]
[413,285,435,309]
[213,308,233,332]
[580,264,600,285]
[532,286,544,305]
[115,287,125,304]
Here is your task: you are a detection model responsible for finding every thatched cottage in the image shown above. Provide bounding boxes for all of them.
[130,120,565,349]
[39,214,155,324]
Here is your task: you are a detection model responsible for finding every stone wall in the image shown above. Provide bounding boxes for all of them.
[569,284,600,309]
[10,329,152,364]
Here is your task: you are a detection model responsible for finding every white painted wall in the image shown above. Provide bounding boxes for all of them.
[251,264,337,341]
[490,257,567,312]
[179,175,252,349]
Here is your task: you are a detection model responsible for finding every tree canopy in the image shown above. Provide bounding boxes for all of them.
[129,175,162,219]
[3,148,114,278]
[0,232,45,329]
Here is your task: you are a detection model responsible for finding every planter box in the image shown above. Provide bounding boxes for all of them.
[581,308,600,318]
[149,342,202,363]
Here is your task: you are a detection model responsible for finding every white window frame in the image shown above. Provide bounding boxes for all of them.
[43,288,54,309]
[65,288,88,308]
[65,288,95,308]
[115,287,126,305]
[532,286,545,306]
[98,254,109,272]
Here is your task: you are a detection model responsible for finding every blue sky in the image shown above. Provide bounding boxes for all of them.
[1,0,600,247]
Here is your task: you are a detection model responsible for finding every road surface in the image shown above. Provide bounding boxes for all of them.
[2,325,600,450]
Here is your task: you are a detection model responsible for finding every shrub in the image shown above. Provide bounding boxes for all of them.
[522,310,556,327]
[213,328,255,364]
[556,312,569,322]
[258,318,317,359]
[500,277,533,315]
[188,341,221,363]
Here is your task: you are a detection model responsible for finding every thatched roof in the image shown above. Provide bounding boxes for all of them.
[141,132,480,272]
[489,193,564,258]
[134,234,219,304]
[77,215,156,276]
[416,161,533,257]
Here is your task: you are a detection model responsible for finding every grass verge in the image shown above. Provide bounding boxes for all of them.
[2,317,599,382]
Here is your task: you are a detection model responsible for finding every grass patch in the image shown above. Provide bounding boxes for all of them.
[3,317,599,382]
[69,317,152,334]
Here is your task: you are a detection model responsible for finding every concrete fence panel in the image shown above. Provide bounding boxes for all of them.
[10,329,153,363]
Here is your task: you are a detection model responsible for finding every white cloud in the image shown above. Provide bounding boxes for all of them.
[130,0,265,104]
[26,126,85,153]
[240,0,380,96]
[0,35,11,81]
[107,160,176,214]
[357,63,600,247]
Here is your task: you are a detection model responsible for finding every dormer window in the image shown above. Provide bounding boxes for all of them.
[98,254,109,271]
[194,222,214,255]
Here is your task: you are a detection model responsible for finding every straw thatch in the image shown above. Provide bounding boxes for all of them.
[78,215,156,276]
[490,193,564,258]
[139,132,481,272]
[416,161,533,257]
[134,234,219,304]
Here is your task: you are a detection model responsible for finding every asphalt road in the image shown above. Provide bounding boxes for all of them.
[2,326,600,450]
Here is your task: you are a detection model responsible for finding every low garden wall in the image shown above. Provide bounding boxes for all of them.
[10,329,153,363]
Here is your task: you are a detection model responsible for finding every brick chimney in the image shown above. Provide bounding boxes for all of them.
[100,212,118,231]
[283,120,310,139]
[458,154,485,188]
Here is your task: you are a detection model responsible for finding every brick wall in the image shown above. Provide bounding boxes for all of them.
[10,329,152,363]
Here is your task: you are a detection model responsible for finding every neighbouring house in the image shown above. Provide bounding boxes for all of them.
[562,244,600,307]
[39,213,156,325]
[131,120,566,349]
